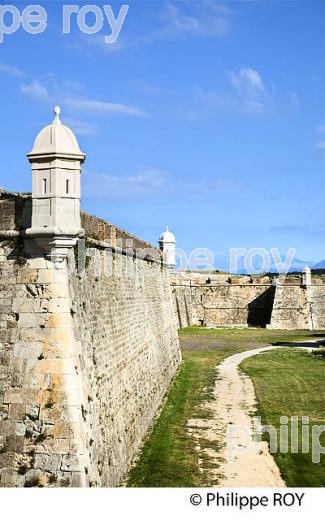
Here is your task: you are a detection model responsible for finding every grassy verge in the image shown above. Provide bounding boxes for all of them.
[126,328,325,487]
[180,326,325,345]
[241,348,325,486]
[127,346,250,487]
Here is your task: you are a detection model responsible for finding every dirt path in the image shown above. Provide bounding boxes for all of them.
[187,346,286,487]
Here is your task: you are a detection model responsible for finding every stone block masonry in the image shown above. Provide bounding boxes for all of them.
[267,285,310,329]
[69,248,180,486]
[0,189,323,487]
[171,272,277,328]
[171,272,325,330]
[0,192,181,487]
[309,285,325,330]
[0,241,87,487]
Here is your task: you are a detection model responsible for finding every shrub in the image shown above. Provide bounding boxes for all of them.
[313,348,325,359]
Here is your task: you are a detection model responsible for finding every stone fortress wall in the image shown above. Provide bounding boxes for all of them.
[0,191,181,487]
[1,191,324,488]
[171,271,325,330]
[0,105,324,489]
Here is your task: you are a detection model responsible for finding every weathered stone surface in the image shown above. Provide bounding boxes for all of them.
[4,190,323,489]
[0,469,25,487]
[15,421,26,437]
[69,246,181,487]
[171,271,325,329]
[25,404,40,421]
[61,454,81,472]
[8,404,25,420]
[0,194,181,487]
[18,313,47,329]
[0,434,6,452]
[4,391,24,405]
[34,453,61,471]
[0,406,9,421]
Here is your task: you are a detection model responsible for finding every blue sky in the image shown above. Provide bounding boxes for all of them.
[0,0,324,263]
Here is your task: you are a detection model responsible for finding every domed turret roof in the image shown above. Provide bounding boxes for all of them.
[28,106,85,159]
[159,226,176,243]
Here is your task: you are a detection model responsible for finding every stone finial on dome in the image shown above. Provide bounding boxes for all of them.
[53,105,61,122]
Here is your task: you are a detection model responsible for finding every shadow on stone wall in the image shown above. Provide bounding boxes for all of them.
[247,286,276,327]
[0,192,32,231]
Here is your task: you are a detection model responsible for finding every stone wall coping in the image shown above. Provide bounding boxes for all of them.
[84,236,164,266]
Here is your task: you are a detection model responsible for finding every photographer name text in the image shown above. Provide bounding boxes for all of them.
[0,3,129,44]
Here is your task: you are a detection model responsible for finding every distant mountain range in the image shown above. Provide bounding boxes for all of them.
[214,252,324,274]
[312,260,325,270]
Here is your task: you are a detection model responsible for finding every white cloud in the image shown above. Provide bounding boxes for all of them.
[63,96,147,117]
[191,68,269,117]
[191,86,231,113]
[225,67,270,114]
[315,141,325,151]
[63,118,97,136]
[20,78,147,117]
[76,1,232,54]
[20,80,49,100]
[245,100,265,114]
[230,68,265,93]
[159,2,230,38]
[83,169,166,199]
[83,168,244,201]
[184,176,245,195]
[82,34,125,53]
[137,80,164,95]
[0,62,25,77]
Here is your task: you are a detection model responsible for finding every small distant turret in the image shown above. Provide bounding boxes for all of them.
[302,265,312,286]
[159,226,176,268]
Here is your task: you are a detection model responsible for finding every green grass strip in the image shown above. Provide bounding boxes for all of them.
[241,349,325,486]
